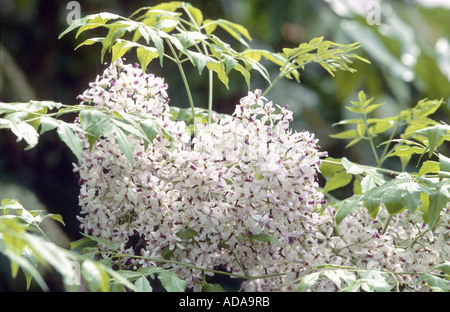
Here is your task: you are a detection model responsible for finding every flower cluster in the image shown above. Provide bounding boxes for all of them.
[73,59,449,291]
[312,205,449,292]
[73,58,327,290]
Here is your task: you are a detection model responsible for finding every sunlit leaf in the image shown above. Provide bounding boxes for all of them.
[324,170,353,194]
[419,161,440,176]
[136,46,159,72]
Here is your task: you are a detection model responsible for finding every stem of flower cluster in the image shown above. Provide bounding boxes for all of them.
[111,252,286,281]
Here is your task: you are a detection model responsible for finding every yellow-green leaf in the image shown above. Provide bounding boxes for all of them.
[207,61,229,89]
[136,46,159,72]
[419,161,440,176]
[330,129,359,140]
[324,170,353,194]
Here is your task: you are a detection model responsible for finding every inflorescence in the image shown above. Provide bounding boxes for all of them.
[73,59,449,291]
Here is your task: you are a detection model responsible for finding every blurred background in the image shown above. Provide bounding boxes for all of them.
[0,0,449,290]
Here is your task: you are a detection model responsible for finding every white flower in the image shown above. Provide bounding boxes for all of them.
[73,58,449,292]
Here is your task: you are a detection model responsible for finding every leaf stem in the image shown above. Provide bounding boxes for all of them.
[377,118,402,168]
[182,2,214,126]
[262,57,320,97]
[381,215,392,235]
[110,252,285,281]
[166,38,198,135]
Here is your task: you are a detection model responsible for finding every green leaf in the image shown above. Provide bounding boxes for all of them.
[57,123,83,163]
[368,118,395,135]
[426,181,449,226]
[413,125,449,157]
[203,19,251,45]
[134,276,153,292]
[365,103,385,114]
[1,248,49,291]
[80,233,120,251]
[335,195,364,225]
[434,262,450,274]
[207,61,229,88]
[58,12,120,39]
[246,233,282,247]
[202,282,226,292]
[137,266,165,276]
[74,37,104,51]
[45,213,66,226]
[320,158,344,178]
[323,270,342,289]
[360,173,384,192]
[116,270,145,281]
[81,260,110,292]
[329,129,359,140]
[75,14,119,39]
[80,109,113,150]
[417,274,449,292]
[341,157,364,175]
[10,122,39,150]
[70,237,98,254]
[154,18,179,31]
[136,46,159,73]
[111,112,145,138]
[0,198,24,214]
[439,154,450,178]
[323,170,353,194]
[388,143,425,158]
[233,63,251,90]
[111,40,132,64]
[296,271,322,292]
[419,161,440,176]
[24,234,78,284]
[176,227,198,241]
[39,116,59,135]
[357,271,393,292]
[158,271,186,292]
[101,23,137,63]
[439,154,450,173]
[412,98,443,120]
[335,270,356,286]
[167,34,214,74]
[139,119,159,149]
[183,3,203,27]
[150,29,165,66]
[362,177,430,217]
[0,216,28,278]
[345,105,365,114]
[357,90,367,104]
[113,125,135,167]
[186,50,215,75]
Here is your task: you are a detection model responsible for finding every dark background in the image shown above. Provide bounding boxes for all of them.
[0,0,449,290]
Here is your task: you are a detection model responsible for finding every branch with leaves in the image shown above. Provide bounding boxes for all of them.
[0,1,447,292]
[322,91,449,229]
